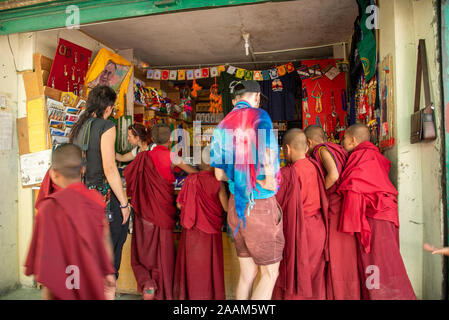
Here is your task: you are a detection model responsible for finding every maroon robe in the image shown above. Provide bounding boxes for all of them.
[311,143,360,300]
[272,158,329,300]
[25,182,115,300]
[337,141,416,300]
[124,151,176,300]
[174,171,225,300]
[35,170,60,209]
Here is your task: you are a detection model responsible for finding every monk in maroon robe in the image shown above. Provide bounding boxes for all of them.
[24,144,116,300]
[305,125,360,300]
[339,124,416,300]
[272,129,329,300]
[124,123,197,300]
[174,157,229,300]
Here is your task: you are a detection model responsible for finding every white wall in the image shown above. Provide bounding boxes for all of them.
[379,0,444,299]
[0,32,35,294]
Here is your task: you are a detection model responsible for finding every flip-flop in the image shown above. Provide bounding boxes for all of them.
[142,286,155,300]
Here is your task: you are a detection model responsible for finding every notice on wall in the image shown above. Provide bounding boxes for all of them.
[20,149,51,187]
[0,112,13,151]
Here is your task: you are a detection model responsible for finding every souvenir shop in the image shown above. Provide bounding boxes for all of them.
[15,0,394,297]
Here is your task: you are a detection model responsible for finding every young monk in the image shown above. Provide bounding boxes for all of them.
[174,148,229,300]
[124,123,198,300]
[338,123,416,300]
[272,128,329,300]
[24,144,116,300]
[304,125,360,300]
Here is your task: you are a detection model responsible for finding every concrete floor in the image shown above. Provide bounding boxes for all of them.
[0,287,141,300]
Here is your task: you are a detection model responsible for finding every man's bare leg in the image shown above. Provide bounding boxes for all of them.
[251,262,280,300]
[236,257,259,300]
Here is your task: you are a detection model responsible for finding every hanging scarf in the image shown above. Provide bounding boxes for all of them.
[211,100,280,233]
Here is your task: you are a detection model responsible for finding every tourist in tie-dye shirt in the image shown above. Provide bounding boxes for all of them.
[210,80,284,300]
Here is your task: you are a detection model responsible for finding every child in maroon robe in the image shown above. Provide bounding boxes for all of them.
[272,129,329,300]
[124,123,198,300]
[305,125,360,300]
[174,151,229,300]
[339,124,416,300]
[24,144,116,300]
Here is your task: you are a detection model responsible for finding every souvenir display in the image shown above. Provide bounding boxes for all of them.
[323,63,341,81]
[311,81,323,114]
[209,80,222,114]
[47,38,92,95]
[301,59,348,143]
[309,64,323,80]
[378,55,396,151]
[46,93,85,148]
[297,65,310,80]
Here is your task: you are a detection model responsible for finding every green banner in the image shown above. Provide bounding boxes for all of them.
[357,0,377,81]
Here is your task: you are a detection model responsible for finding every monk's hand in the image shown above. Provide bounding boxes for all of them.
[121,206,131,225]
[423,243,449,256]
[423,243,437,252]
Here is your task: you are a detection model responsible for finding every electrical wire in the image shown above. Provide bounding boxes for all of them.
[7,34,28,73]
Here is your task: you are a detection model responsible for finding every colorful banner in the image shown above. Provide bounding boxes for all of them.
[145,62,300,81]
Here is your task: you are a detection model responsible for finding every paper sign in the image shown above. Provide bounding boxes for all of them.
[20,149,52,187]
[0,112,13,151]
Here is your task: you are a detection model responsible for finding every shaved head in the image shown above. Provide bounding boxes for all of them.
[51,143,83,179]
[346,123,370,143]
[304,125,326,143]
[283,128,308,152]
[152,123,171,145]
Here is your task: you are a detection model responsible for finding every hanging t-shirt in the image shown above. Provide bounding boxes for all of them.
[218,71,239,116]
[260,72,298,121]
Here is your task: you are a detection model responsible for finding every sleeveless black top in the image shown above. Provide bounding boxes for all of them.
[74,118,116,188]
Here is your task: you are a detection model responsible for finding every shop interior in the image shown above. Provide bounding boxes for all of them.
[19,0,394,298]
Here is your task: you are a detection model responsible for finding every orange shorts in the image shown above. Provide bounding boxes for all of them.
[227,195,285,266]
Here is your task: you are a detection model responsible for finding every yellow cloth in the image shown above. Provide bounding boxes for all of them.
[85,48,133,118]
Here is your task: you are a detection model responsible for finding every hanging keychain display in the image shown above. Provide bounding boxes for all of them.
[341,89,348,111]
[302,86,312,127]
[311,81,323,113]
[209,78,222,114]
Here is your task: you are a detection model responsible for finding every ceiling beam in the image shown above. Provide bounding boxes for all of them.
[0,0,295,36]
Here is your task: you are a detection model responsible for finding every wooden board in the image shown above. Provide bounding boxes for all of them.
[17,117,30,155]
[116,233,139,295]
[23,71,44,100]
